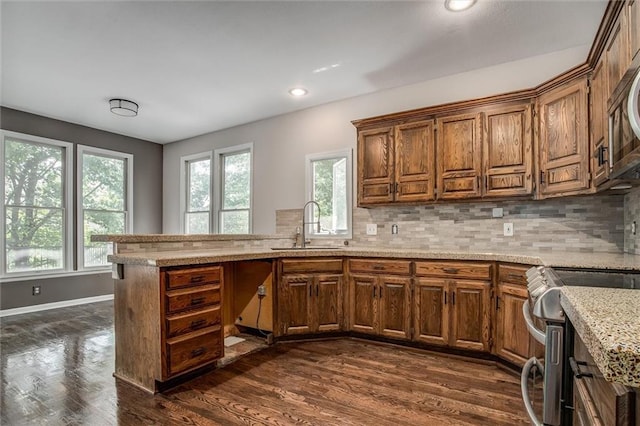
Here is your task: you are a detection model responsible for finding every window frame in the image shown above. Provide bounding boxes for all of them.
[1,130,74,277]
[305,148,353,239]
[77,145,133,271]
[179,151,213,234]
[213,143,253,234]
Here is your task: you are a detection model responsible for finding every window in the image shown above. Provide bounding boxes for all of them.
[214,144,253,234]
[305,149,352,238]
[78,146,133,269]
[1,131,73,275]
[181,153,211,234]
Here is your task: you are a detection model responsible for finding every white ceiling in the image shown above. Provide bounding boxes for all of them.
[1,1,607,144]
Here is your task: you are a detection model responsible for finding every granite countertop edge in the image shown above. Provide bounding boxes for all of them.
[561,287,640,388]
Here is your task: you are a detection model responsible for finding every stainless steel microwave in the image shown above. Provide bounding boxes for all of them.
[609,65,640,180]
[630,67,640,141]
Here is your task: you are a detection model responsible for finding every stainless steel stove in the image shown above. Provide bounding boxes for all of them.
[521,266,566,426]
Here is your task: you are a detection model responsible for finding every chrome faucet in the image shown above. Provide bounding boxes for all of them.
[301,200,321,248]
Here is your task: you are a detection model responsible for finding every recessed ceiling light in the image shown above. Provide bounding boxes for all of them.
[444,0,477,12]
[288,88,308,97]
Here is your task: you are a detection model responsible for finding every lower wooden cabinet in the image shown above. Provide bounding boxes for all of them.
[495,283,530,365]
[414,278,490,351]
[349,260,412,340]
[278,259,343,335]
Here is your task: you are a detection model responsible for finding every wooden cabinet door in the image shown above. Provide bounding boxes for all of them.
[450,280,491,352]
[538,77,591,197]
[395,120,436,202]
[483,103,533,197]
[358,127,395,205]
[495,283,530,367]
[437,112,483,199]
[349,274,378,334]
[280,275,313,335]
[630,0,640,62]
[413,278,449,346]
[605,14,630,99]
[313,274,343,332]
[590,57,611,186]
[378,276,412,339]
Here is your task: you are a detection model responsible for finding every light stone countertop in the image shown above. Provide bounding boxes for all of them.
[561,287,640,388]
[107,245,640,271]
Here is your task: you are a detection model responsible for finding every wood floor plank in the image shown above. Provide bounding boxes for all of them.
[1,301,541,425]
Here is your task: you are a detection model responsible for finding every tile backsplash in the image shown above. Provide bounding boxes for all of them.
[277,194,626,253]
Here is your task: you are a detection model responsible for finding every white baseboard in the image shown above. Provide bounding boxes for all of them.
[0,294,114,318]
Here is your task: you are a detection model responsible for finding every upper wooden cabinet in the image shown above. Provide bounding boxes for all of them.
[605,13,630,99]
[483,103,533,197]
[436,112,483,199]
[358,126,395,204]
[537,76,591,198]
[591,57,611,187]
[357,121,435,205]
[395,120,436,202]
[629,0,640,62]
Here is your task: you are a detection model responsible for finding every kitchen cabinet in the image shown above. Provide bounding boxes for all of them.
[629,0,640,62]
[349,259,412,339]
[606,13,630,100]
[113,264,224,392]
[571,331,636,426]
[278,259,343,335]
[537,76,591,198]
[414,261,491,352]
[436,112,483,199]
[357,121,435,205]
[482,102,534,197]
[494,264,536,367]
[590,57,611,187]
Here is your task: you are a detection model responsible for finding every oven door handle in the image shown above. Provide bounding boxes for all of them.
[521,357,544,426]
[523,299,546,345]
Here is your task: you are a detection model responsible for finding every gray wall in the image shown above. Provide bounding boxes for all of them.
[0,107,163,310]
[162,46,590,234]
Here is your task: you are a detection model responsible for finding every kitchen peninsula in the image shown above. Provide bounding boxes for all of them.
[96,233,640,398]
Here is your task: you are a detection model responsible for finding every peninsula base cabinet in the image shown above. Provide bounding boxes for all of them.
[277,259,344,336]
[348,259,412,340]
[113,264,224,393]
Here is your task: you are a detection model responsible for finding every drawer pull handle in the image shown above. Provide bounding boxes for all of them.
[190,297,206,306]
[191,347,206,358]
[190,275,205,283]
[373,287,377,298]
[373,265,384,271]
[190,319,206,329]
[569,357,593,379]
[443,268,459,274]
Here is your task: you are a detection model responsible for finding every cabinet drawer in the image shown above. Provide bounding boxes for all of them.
[165,266,222,290]
[281,259,343,274]
[166,306,221,338]
[415,261,492,280]
[166,327,223,376]
[349,259,411,275]
[498,264,529,285]
[166,285,221,314]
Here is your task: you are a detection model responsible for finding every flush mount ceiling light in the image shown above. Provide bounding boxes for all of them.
[444,0,477,12]
[109,98,138,117]
[288,87,308,97]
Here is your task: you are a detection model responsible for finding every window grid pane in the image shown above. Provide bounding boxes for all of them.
[222,152,250,210]
[219,210,249,234]
[311,156,348,235]
[188,159,210,212]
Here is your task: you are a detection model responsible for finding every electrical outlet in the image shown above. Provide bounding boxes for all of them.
[366,223,377,235]
[32,285,41,296]
[391,224,398,235]
[632,221,637,236]
[503,223,514,237]
[257,285,266,296]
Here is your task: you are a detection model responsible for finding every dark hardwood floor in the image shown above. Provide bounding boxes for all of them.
[1,301,539,425]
